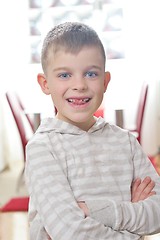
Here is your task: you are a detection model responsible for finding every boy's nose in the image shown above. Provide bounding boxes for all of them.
[72,76,87,91]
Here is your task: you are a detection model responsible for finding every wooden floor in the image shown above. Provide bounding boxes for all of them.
[0,212,29,240]
[0,160,30,240]
[0,212,160,240]
[145,234,160,240]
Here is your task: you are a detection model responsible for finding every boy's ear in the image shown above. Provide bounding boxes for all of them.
[37,73,50,95]
[104,71,111,92]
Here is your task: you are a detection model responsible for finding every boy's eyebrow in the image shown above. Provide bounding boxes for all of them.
[86,65,102,70]
[53,65,103,72]
[53,67,71,72]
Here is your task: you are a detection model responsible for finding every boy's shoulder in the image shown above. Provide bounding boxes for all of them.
[104,122,137,143]
[26,118,56,146]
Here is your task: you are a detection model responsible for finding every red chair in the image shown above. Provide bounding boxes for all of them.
[0,197,29,212]
[126,82,148,145]
[6,91,34,191]
[94,107,104,118]
[15,93,34,131]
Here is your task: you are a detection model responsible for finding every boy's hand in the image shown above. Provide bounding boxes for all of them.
[77,201,89,217]
[131,176,156,203]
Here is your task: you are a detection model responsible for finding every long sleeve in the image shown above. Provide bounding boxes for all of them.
[113,137,160,235]
[25,118,158,240]
[86,136,160,236]
[25,139,141,240]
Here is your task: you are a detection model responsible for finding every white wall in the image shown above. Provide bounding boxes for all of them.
[0,0,29,168]
[0,0,160,167]
[124,0,160,155]
[104,0,160,155]
[0,0,30,92]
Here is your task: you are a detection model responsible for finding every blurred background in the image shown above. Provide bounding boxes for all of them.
[0,0,160,239]
[0,0,160,170]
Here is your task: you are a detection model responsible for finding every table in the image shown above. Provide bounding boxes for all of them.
[145,234,160,239]
[33,113,41,131]
[115,109,124,128]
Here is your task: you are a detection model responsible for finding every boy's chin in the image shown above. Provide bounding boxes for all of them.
[70,113,94,122]
[57,112,96,125]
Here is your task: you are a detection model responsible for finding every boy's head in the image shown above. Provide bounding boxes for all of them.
[38,22,110,131]
[41,22,106,74]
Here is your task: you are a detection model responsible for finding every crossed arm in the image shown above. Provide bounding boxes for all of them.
[26,135,160,239]
[46,177,155,240]
[78,176,156,217]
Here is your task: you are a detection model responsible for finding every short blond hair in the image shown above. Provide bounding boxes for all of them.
[41,22,106,73]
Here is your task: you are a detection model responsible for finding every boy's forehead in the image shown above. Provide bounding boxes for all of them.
[48,44,104,58]
[46,45,105,71]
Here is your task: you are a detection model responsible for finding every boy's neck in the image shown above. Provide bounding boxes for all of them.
[56,115,96,131]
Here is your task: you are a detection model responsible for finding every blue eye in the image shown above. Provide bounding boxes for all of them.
[58,73,70,79]
[85,71,97,78]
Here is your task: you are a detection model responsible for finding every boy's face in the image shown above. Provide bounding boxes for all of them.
[38,46,110,131]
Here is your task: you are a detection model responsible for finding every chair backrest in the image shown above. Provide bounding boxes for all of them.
[15,93,34,131]
[136,82,148,143]
[6,91,34,160]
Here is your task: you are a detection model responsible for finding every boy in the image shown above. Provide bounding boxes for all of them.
[25,22,160,239]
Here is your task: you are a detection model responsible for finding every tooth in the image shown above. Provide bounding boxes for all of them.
[68,98,90,103]
[83,98,89,102]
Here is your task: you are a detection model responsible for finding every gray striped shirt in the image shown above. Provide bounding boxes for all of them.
[25,117,160,240]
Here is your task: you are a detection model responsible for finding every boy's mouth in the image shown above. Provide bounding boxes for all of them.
[67,98,91,105]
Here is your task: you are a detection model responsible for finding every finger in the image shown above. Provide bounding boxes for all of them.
[139,191,156,201]
[131,178,141,192]
[139,180,155,200]
[131,177,154,202]
[77,202,85,208]
[136,176,152,193]
[147,191,156,197]
[77,202,89,217]
[132,178,155,202]
[131,178,141,201]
